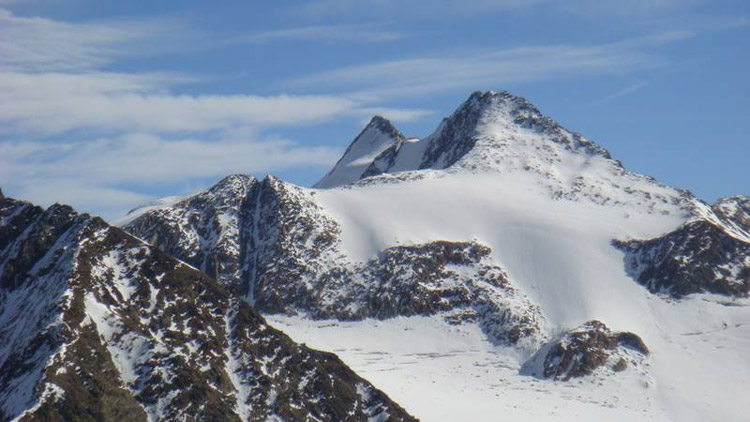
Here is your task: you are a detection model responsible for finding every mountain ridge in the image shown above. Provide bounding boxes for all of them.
[0,194,416,422]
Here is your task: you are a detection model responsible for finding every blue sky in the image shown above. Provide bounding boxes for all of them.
[0,0,748,219]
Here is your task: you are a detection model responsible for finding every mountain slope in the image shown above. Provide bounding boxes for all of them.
[0,192,415,422]
[125,176,546,351]
[120,90,750,421]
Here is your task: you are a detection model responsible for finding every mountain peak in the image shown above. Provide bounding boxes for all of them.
[314,115,405,188]
[316,89,615,189]
[366,114,402,136]
[209,173,256,193]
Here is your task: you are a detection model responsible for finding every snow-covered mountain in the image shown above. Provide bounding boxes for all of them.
[120,90,749,421]
[0,190,415,422]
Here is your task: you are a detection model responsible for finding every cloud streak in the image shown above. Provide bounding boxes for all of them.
[0,72,367,135]
[286,33,690,99]
[236,23,406,43]
[0,9,186,72]
[294,0,707,21]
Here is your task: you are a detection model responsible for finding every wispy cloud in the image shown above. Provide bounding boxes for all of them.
[293,0,707,21]
[286,33,691,99]
[0,8,431,218]
[0,9,186,72]
[295,0,544,20]
[0,72,370,135]
[0,8,427,136]
[600,81,649,102]
[236,23,405,44]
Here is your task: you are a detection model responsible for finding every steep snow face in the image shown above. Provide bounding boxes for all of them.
[315,116,406,189]
[0,195,416,422]
[365,90,609,175]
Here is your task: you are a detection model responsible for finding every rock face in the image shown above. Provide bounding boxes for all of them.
[315,116,406,189]
[615,217,750,298]
[523,321,649,381]
[0,195,415,422]
[123,174,255,294]
[125,176,545,349]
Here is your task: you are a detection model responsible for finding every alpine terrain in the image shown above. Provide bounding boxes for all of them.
[6,90,747,421]
[0,190,416,421]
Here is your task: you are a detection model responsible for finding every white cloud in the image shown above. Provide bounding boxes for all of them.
[236,23,405,43]
[0,9,185,72]
[0,72,371,135]
[0,8,428,136]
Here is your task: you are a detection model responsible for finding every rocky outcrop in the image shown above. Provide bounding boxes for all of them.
[257,240,545,348]
[123,174,256,294]
[522,321,649,381]
[713,196,750,237]
[615,219,750,298]
[0,194,416,422]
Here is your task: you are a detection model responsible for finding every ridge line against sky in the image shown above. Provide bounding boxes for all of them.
[0,0,747,219]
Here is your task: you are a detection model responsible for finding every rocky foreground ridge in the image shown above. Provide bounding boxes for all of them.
[0,190,415,422]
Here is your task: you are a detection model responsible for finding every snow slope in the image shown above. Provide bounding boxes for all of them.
[267,171,750,420]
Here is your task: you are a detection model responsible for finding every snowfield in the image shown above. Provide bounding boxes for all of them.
[269,293,749,422]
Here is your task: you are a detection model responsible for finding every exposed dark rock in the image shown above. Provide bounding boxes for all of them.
[123,174,256,294]
[713,196,750,235]
[614,219,750,298]
[522,320,648,381]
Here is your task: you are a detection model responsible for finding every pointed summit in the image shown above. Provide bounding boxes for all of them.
[314,115,405,188]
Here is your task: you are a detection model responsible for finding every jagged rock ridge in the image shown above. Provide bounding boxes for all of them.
[0,194,415,422]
